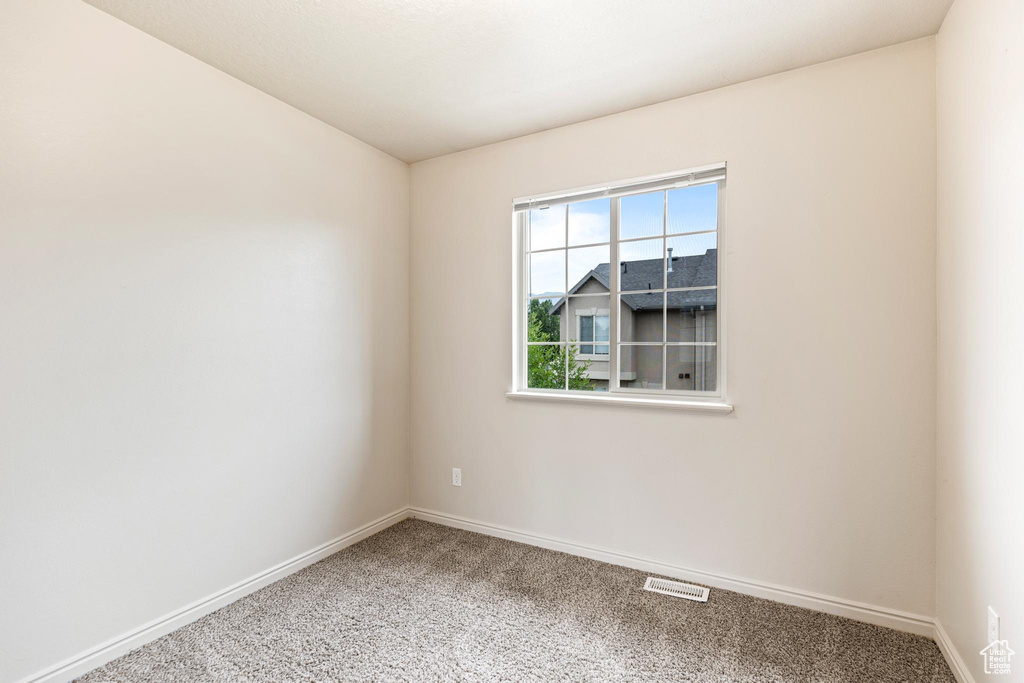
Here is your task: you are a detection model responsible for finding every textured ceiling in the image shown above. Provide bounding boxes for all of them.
[82,0,953,163]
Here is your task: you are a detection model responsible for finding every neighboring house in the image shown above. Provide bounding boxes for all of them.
[551,249,717,391]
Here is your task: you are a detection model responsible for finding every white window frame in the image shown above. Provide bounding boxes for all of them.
[509,163,731,412]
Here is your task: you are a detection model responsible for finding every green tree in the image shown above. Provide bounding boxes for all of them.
[527,299,593,390]
[528,298,560,340]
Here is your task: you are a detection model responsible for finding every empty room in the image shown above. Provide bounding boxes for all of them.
[1,0,1021,681]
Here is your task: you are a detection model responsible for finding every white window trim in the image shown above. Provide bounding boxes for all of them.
[510,163,730,412]
[505,390,733,413]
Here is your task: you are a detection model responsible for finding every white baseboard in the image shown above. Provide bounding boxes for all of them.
[22,505,963,683]
[934,620,975,683]
[408,507,937,638]
[17,507,411,683]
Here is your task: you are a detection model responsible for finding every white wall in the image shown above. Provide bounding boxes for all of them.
[0,1,409,680]
[410,40,937,617]
[936,0,1023,679]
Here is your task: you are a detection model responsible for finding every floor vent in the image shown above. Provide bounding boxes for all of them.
[643,577,710,602]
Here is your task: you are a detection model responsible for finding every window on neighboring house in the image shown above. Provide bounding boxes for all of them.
[577,312,610,356]
[513,164,725,401]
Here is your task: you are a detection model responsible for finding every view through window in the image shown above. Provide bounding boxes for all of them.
[517,166,723,398]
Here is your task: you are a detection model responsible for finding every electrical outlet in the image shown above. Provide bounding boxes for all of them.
[451,468,462,487]
[988,606,999,643]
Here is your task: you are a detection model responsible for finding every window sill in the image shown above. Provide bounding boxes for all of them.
[506,390,733,413]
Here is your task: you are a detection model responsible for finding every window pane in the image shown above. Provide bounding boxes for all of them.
[667,345,717,392]
[527,298,566,343]
[666,232,717,259]
[527,344,566,390]
[529,250,565,297]
[567,245,609,294]
[573,352,602,389]
[620,190,664,240]
[572,314,608,355]
[584,318,597,342]
[569,346,602,391]
[666,295,717,343]
[568,295,610,354]
[579,315,594,353]
[568,198,610,246]
[595,314,610,354]
[667,183,718,235]
[619,292,663,343]
[529,206,565,251]
[619,345,663,390]
[619,238,664,292]
[569,295,610,391]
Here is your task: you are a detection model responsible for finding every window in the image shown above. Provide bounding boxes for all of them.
[577,312,609,356]
[513,164,725,403]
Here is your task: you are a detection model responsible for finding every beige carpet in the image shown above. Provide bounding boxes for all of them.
[77,519,954,682]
